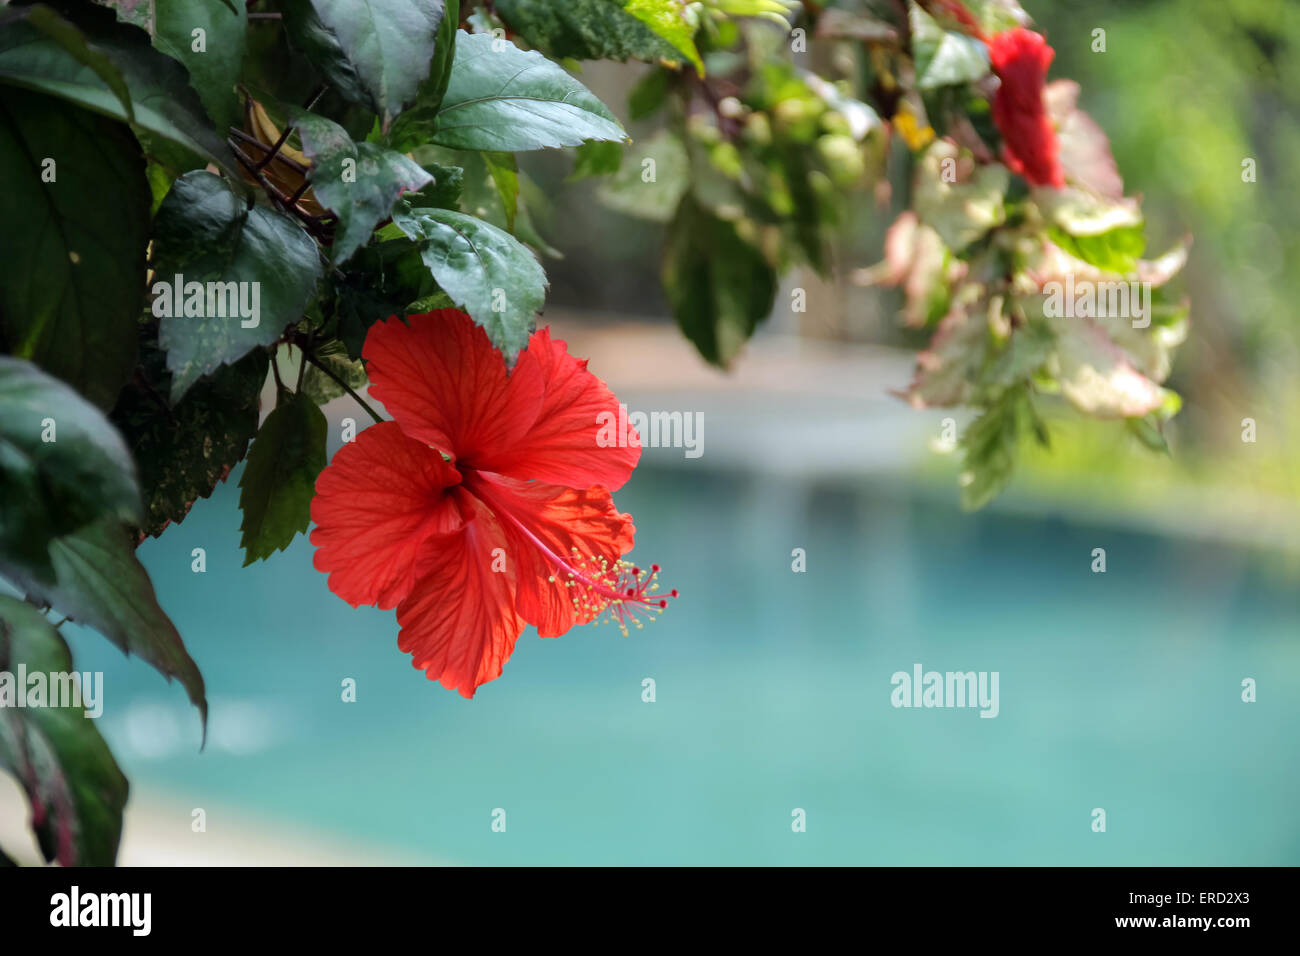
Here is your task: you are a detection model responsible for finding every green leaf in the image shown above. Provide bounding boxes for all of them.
[624,0,704,73]
[513,172,563,258]
[428,0,461,107]
[662,197,777,367]
[238,389,328,565]
[110,336,268,539]
[97,0,249,134]
[333,238,447,356]
[145,159,172,212]
[425,30,627,152]
[410,146,524,234]
[292,109,432,264]
[0,519,207,733]
[570,139,623,181]
[910,3,990,90]
[0,595,128,866]
[151,171,323,402]
[10,4,133,119]
[494,0,703,74]
[409,161,465,210]
[964,0,1029,35]
[0,87,149,410]
[597,128,688,222]
[0,2,239,180]
[959,386,1033,510]
[0,357,141,586]
[1048,224,1146,275]
[151,0,249,134]
[990,318,1055,386]
[392,205,547,358]
[280,0,447,128]
[627,66,671,120]
[1126,414,1171,455]
[383,0,462,151]
[92,0,242,31]
[301,339,367,405]
[480,150,519,230]
[1035,185,1142,237]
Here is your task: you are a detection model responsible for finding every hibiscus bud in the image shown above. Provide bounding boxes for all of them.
[988,28,1066,189]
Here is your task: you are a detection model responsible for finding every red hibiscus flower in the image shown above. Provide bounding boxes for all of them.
[310,309,674,697]
[988,27,1066,189]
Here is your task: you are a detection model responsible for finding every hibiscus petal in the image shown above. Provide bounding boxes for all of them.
[363,309,543,465]
[396,498,525,698]
[467,472,635,638]
[476,326,641,491]
[310,421,465,609]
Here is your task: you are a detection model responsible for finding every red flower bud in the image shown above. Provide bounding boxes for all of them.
[988,28,1066,189]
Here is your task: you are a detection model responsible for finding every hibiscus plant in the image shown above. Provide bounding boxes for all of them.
[0,0,1189,865]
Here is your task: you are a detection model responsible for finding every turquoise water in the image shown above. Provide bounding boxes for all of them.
[65,466,1300,865]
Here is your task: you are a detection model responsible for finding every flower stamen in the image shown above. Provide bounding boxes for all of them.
[470,478,676,636]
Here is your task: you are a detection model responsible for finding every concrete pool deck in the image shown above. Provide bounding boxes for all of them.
[0,776,438,866]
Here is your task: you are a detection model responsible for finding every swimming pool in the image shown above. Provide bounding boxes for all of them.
[66,465,1300,865]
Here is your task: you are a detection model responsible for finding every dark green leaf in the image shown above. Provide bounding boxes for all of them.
[0,519,207,733]
[150,0,249,134]
[151,171,323,401]
[0,87,149,409]
[425,30,626,152]
[333,238,447,356]
[293,109,432,264]
[280,0,447,128]
[110,337,268,538]
[0,595,128,866]
[0,357,141,586]
[10,4,133,119]
[238,389,327,565]
[426,0,459,113]
[662,197,777,367]
[392,204,547,358]
[409,161,465,210]
[92,0,241,29]
[0,2,240,179]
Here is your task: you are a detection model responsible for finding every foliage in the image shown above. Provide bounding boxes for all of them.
[0,0,1191,862]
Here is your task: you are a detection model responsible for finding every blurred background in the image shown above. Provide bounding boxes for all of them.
[3,0,1297,865]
